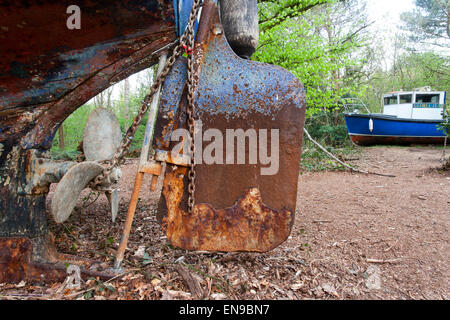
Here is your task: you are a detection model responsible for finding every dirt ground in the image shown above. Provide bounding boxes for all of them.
[1,146,448,300]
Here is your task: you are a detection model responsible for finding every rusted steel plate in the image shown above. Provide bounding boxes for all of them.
[161,167,295,252]
[51,161,104,223]
[83,108,122,161]
[154,0,306,252]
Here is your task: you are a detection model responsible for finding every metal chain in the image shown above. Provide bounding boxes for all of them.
[92,0,203,188]
[185,3,201,214]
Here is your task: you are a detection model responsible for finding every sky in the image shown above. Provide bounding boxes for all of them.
[366,0,416,67]
[367,0,415,27]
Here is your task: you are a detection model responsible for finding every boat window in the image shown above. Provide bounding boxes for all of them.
[399,94,412,103]
[415,94,440,103]
[384,96,398,105]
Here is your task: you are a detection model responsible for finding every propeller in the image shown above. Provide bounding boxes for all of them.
[51,108,122,223]
[83,108,122,162]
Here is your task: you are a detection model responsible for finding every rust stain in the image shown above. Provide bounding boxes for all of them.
[0,238,31,283]
[0,237,115,284]
[160,166,294,252]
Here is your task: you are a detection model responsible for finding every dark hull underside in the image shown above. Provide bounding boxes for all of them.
[0,0,177,155]
[350,135,445,146]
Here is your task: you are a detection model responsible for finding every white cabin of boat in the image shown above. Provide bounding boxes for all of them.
[382,87,446,121]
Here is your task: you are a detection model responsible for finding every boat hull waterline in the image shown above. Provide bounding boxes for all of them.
[345,114,446,146]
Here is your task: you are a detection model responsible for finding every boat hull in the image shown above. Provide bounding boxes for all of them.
[345,114,446,146]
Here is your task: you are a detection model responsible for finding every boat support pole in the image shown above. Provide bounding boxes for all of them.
[114,54,167,270]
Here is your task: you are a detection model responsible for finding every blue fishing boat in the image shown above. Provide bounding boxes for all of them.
[344,89,447,145]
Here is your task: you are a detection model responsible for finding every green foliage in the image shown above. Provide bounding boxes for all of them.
[301,111,358,172]
[52,104,96,153]
[254,0,371,115]
[51,150,80,161]
[254,0,372,150]
[257,0,330,32]
[365,51,450,111]
[401,0,450,48]
[305,112,349,147]
[438,108,450,136]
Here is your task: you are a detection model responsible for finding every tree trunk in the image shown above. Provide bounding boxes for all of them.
[58,125,65,150]
[123,78,130,122]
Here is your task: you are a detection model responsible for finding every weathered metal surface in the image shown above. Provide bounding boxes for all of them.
[0,237,35,283]
[0,0,176,152]
[83,108,122,162]
[51,161,104,224]
[154,0,306,252]
[0,147,49,238]
[155,149,191,166]
[16,149,76,195]
[0,0,270,283]
[139,162,163,175]
[350,135,445,146]
[161,167,295,252]
[0,237,115,283]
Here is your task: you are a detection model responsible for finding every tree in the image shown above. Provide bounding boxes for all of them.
[58,125,65,150]
[93,86,113,109]
[123,78,130,121]
[401,0,450,49]
[361,0,450,113]
[254,0,372,115]
[257,0,330,33]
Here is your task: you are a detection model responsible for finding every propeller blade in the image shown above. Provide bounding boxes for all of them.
[51,161,104,223]
[106,189,119,222]
[83,108,122,162]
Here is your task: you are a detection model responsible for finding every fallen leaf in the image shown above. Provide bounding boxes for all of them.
[290,283,304,291]
[365,265,381,290]
[161,289,191,300]
[210,293,227,300]
[151,278,161,287]
[321,283,339,298]
[133,246,146,259]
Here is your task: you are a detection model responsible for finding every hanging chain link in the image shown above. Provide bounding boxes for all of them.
[92,0,203,196]
[185,5,201,214]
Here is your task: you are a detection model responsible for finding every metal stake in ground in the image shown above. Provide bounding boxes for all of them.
[114,55,167,270]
